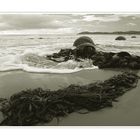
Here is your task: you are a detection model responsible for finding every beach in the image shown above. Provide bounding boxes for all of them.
[0,69,140,126]
[0,33,140,125]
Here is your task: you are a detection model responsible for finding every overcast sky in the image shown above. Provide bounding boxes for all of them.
[0,14,140,34]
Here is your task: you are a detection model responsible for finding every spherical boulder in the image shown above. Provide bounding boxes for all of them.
[73,36,95,47]
[115,36,126,41]
[131,36,136,38]
[74,42,96,59]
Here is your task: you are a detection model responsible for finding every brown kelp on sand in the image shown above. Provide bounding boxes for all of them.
[0,72,139,126]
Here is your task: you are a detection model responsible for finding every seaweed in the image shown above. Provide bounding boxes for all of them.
[0,72,139,126]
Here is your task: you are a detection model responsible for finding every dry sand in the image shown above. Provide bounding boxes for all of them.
[0,69,140,126]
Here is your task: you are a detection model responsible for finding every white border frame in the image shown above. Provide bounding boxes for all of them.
[0,0,140,139]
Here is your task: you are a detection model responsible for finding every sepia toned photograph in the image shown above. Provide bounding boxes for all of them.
[0,13,140,126]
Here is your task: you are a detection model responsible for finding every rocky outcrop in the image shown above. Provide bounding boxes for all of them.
[47,37,96,61]
[115,36,126,40]
[73,36,95,47]
[92,51,140,69]
[46,36,140,69]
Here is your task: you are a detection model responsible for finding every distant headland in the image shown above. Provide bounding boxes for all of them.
[78,31,140,35]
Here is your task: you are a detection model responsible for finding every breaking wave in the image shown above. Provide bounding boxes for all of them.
[0,52,98,74]
[0,34,140,73]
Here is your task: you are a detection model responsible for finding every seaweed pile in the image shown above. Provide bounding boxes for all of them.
[0,72,139,126]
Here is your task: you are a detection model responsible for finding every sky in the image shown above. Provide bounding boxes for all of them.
[0,14,140,34]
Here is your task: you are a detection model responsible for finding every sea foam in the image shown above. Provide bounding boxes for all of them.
[0,52,98,73]
[0,34,140,73]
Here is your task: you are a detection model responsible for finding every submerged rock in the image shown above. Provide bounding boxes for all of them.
[115,36,126,40]
[73,36,95,47]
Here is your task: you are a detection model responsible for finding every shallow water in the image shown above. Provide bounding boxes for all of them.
[0,34,140,74]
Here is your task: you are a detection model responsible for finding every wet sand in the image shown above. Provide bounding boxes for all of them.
[0,69,140,126]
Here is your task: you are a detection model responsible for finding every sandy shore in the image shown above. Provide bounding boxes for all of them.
[0,69,140,126]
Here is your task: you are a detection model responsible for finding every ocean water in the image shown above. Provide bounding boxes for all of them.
[0,34,139,73]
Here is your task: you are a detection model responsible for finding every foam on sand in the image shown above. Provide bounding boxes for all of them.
[0,53,98,74]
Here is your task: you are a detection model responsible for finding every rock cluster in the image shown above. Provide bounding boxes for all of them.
[47,36,140,69]
[92,51,140,69]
